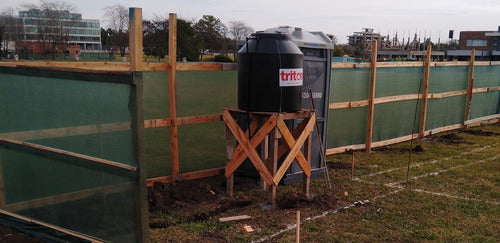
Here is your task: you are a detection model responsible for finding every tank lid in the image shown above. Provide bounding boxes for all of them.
[253,31,292,40]
[261,26,334,49]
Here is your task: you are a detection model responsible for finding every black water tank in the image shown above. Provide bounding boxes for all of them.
[238,32,304,112]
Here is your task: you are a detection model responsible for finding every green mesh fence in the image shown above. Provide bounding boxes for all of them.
[0,67,139,242]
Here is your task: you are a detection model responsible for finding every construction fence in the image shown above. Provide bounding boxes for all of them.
[0,8,498,242]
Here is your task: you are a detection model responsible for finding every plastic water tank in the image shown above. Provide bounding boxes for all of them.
[238,32,304,112]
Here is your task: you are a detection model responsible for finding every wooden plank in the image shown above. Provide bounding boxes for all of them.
[177,114,222,125]
[129,8,143,72]
[146,167,225,186]
[222,110,274,186]
[219,215,252,222]
[420,45,432,137]
[224,113,277,177]
[0,209,105,243]
[370,133,419,148]
[366,41,378,152]
[465,49,475,121]
[486,86,500,91]
[274,115,315,185]
[374,94,420,104]
[176,62,223,71]
[430,90,467,99]
[169,13,180,179]
[464,114,500,125]
[277,118,309,159]
[5,182,134,212]
[325,144,366,155]
[0,137,137,175]
[0,122,131,141]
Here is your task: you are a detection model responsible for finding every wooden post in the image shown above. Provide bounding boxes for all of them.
[303,132,311,198]
[169,13,180,179]
[465,49,475,122]
[129,8,149,243]
[296,210,301,243]
[269,127,279,207]
[366,41,378,152]
[224,124,234,198]
[419,44,432,137]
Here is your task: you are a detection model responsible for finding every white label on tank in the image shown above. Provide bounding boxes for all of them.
[279,68,303,87]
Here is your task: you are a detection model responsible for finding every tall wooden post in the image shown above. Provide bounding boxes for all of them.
[465,49,475,122]
[419,44,432,137]
[169,13,180,179]
[128,7,149,243]
[366,41,378,152]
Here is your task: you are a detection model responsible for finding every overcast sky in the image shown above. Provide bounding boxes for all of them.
[2,0,500,44]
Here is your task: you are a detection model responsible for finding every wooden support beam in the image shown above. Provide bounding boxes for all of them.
[169,13,180,179]
[366,41,378,152]
[465,49,475,122]
[420,44,432,137]
[269,127,279,207]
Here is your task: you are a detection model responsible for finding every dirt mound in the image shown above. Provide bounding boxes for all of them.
[433,133,468,145]
[459,129,499,136]
[148,180,252,228]
[277,192,347,210]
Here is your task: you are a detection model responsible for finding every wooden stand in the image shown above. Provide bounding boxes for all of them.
[223,108,315,206]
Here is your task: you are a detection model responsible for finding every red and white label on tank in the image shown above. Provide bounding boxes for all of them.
[279,68,303,87]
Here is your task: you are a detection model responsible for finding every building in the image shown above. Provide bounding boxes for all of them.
[1,8,101,54]
[347,28,386,51]
[447,26,500,61]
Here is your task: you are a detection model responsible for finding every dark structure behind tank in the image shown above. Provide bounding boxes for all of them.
[238,32,304,112]
[236,27,334,184]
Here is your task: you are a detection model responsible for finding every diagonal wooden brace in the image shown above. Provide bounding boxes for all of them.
[273,113,315,185]
[225,113,277,177]
[222,110,274,186]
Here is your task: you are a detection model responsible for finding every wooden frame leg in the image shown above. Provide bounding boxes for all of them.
[260,135,269,190]
[224,124,234,198]
[269,127,279,207]
[303,132,312,198]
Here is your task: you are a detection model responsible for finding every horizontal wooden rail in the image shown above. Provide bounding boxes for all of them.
[0,209,105,243]
[329,86,500,110]
[331,61,500,69]
[6,182,134,212]
[0,137,137,178]
[2,60,497,72]
[325,116,500,155]
[146,167,225,186]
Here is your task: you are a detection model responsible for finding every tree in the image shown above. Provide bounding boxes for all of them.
[194,15,225,53]
[100,27,115,60]
[1,8,23,59]
[0,23,4,59]
[228,21,254,61]
[22,0,77,59]
[103,4,128,59]
[143,18,168,60]
[177,18,203,61]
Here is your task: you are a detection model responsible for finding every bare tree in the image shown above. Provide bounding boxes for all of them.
[0,8,23,59]
[228,21,253,61]
[103,4,128,60]
[22,0,77,59]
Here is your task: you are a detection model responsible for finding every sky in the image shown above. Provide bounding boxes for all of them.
[2,0,500,44]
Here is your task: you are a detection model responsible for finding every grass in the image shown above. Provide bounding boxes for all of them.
[149,123,500,242]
